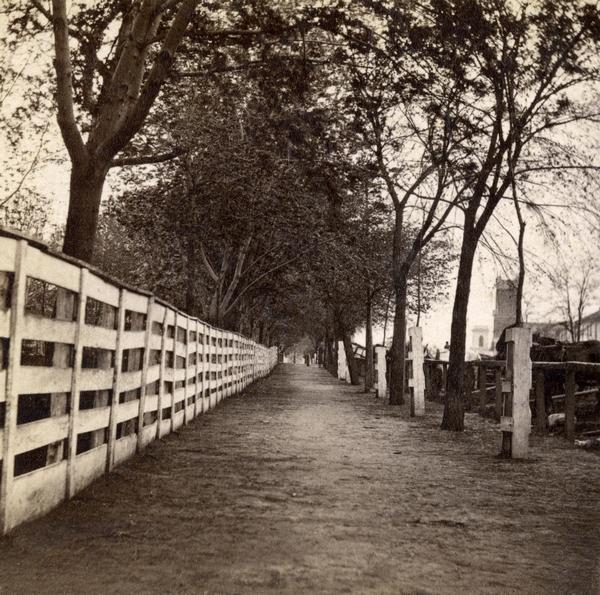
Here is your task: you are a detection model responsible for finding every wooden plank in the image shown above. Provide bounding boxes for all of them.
[173,387,186,404]
[144,394,159,413]
[106,288,125,472]
[173,409,185,430]
[121,289,148,314]
[146,364,160,384]
[72,445,107,493]
[565,369,576,442]
[24,246,80,292]
[7,460,68,532]
[86,272,120,307]
[1,240,26,534]
[160,418,171,436]
[14,415,69,455]
[77,407,111,434]
[115,399,140,424]
[15,367,73,394]
[120,370,143,392]
[141,423,157,448]
[478,364,487,415]
[113,434,137,467]
[534,369,547,434]
[121,330,146,350]
[79,369,114,392]
[494,368,503,421]
[79,326,118,350]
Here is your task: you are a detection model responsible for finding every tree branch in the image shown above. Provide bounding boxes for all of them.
[110,148,186,168]
[50,0,86,162]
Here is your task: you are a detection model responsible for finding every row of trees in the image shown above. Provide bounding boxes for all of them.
[2,0,600,431]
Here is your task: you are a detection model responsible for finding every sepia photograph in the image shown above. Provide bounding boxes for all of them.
[0,0,599,593]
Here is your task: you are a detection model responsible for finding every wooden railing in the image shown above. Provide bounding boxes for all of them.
[424,358,600,442]
[0,228,277,534]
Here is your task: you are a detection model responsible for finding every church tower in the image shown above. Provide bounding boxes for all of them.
[492,277,517,345]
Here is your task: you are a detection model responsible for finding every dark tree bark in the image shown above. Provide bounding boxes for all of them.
[64,160,109,262]
[440,229,477,431]
[343,333,360,385]
[364,290,374,392]
[389,277,408,405]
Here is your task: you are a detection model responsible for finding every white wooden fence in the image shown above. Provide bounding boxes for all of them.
[0,229,277,533]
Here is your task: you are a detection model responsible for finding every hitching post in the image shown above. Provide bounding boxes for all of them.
[375,345,387,398]
[500,326,532,458]
[337,340,348,382]
[407,327,425,416]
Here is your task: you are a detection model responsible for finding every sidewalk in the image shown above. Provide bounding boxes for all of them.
[0,364,599,594]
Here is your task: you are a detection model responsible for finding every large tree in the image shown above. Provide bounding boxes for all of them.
[3,0,310,261]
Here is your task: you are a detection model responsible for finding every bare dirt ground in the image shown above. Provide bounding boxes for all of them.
[1,364,599,595]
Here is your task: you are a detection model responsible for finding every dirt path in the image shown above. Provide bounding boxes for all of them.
[1,364,599,594]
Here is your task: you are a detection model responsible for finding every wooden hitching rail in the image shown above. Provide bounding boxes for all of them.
[423,358,600,442]
[0,230,277,534]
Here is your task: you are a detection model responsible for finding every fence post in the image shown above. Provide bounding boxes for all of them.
[183,315,190,425]
[565,368,576,442]
[0,240,26,534]
[66,268,87,498]
[478,364,487,415]
[156,308,167,439]
[407,327,425,416]
[106,288,125,472]
[494,368,503,421]
[136,296,153,452]
[534,368,547,434]
[193,319,200,417]
[375,345,386,398]
[337,340,348,382]
[500,327,532,459]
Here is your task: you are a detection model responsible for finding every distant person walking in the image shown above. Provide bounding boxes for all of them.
[304,353,310,367]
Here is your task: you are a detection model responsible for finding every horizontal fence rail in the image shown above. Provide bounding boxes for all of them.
[0,229,277,533]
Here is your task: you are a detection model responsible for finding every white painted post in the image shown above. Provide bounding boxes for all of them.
[500,327,532,459]
[375,345,387,398]
[106,288,125,472]
[408,327,425,417]
[156,308,167,439]
[66,268,87,497]
[193,319,200,418]
[136,296,153,452]
[337,340,348,382]
[183,314,190,425]
[0,240,26,534]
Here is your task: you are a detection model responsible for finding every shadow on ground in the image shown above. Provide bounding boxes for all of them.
[1,364,599,594]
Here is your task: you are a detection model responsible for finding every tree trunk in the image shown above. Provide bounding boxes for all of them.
[515,219,526,325]
[389,279,408,405]
[64,161,108,262]
[364,291,374,392]
[343,333,360,385]
[441,231,477,431]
